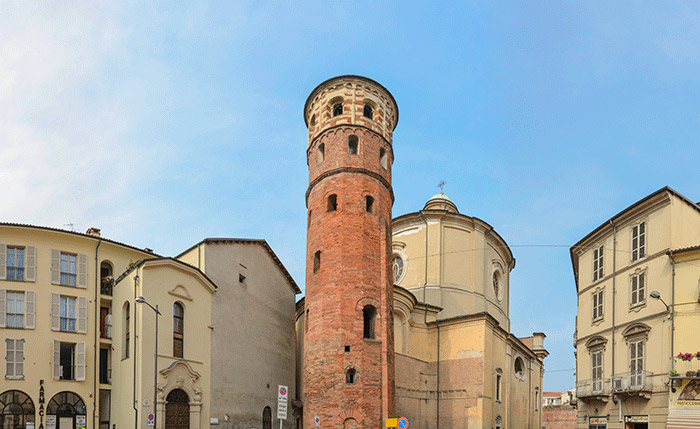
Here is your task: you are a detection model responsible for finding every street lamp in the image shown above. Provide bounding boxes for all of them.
[136,296,161,428]
[649,290,670,311]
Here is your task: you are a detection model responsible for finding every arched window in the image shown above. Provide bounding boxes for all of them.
[348,135,359,155]
[123,302,130,359]
[0,390,35,428]
[346,368,357,384]
[363,305,376,339]
[317,143,325,164]
[47,391,86,416]
[262,406,272,429]
[333,103,343,117]
[173,303,184,358]
[327,194,337,212]
[365,196,374,213]
[100,261,113,296]
[379,148,388,169]
[493,271,501,301]
[313,251,321,273]
[363,104,373,120]
[392,255,405,284]
[514,356,525,380]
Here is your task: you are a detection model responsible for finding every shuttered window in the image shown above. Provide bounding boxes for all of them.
[630,272,646,307]
[52,250,87,288]
[60,296,76,332]
[0,290,34,329]
[5,338,24,379]
[593,245,604,281]
[6,247,24,281]
[6,292,24,328]
[592,289,604,321]
[630,340,644,387]
[592,350,603,392]
[631,222,646,261]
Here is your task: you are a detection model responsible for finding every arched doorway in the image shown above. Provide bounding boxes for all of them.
[343,418,358,429]
[0,390,35,429]
[47,392,86,429]
[262,406,272,429]
[165,389,189,429]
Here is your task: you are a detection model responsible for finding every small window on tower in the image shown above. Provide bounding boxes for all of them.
[346,368,357,384]
[317,143,325,164]
[363,305,376,339]
[327,194,337,212]
[333,103,343,117]
[348,135,359,155]
[310,114,316,126]
[314,251,321,273]
[363,104,373,120]
[365,196,374,213]
[379,148,388,169]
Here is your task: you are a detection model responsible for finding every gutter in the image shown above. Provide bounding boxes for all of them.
[93,237,102,429]
[609,220,621,422]
[133,273,139,428]
[667,251,676,371]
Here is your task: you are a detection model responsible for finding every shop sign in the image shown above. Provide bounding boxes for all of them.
[589,416,608,424]
[678,400,700,406]
[38,380,46,429]
[624,415,648,423]
[45,416,56,429]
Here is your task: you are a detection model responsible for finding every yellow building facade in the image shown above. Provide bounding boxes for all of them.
[571,187,700,429]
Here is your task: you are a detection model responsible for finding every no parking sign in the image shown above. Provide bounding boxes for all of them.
[397,417,409,428]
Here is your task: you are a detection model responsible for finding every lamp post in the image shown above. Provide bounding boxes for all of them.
[136,296,160,429]
[649,290,669,311]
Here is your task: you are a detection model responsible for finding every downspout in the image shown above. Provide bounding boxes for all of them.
[133,273,139,428]
[609,220,619,422]
[528,358,532,428]
[419,211,436,427]
[419,211,429,322]
[93,237,102,429]
[436,321,440,429]
[668,251,676,371]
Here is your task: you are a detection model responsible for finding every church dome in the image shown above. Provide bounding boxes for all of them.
[423,192,459,213]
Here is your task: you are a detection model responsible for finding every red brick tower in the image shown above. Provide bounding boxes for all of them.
[303,76,398,428]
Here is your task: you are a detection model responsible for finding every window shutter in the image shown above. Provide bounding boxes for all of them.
[51,293,60,331]
[25,246,36,282]
[0,243,6,280]
[53,340,60,379]
[76,342,86,381]
[25,291,35,329]
[16,339,24,377]
[6,339,14,377]
[51,249,60,284]
[78,253,88,288]
[77,297,87,334]
[0,289,5,328]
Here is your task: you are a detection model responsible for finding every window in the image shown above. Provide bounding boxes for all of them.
[344,345,350,352]
[5,338,24,378]
[333,103,343,117]
[363,305,376,339]
[495,372,502,401]
[6,292,24,329]
[495,416,502,429]
[348,135,358,154]
[262,406,272,429]
[365,196,374,213]
[60,253,77,287]
[592,289,604,321]
[535,387,539,411]
[59,342,75,380]
[313,251,321,273]
[327,194,337,212]
[592,350,603,392]
[100,261,113,296]
[631,221,646,261]
[363,104,373,119]
[493,271,501,301]
[6,247,24,281]
[124,302,130,359]
[317,143,325,164]
[514,356,524,380]
[630,340,644,387]
[173,302,184,358]
[379,148,388,169]
[392,255,405,284]
[346,368,356,384]
[0,390,35,426]
[310,114,316,126]
[593,245,604,281]
[60,296,76,332]
[630,271,646,307]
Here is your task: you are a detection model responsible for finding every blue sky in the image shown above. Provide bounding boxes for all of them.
[2,2,699,391]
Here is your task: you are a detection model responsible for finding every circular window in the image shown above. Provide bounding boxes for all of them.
[392,255,405,284]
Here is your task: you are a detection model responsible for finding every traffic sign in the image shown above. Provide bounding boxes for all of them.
[147,413,155,426]
[397,417,409,428]
[386,418,398,427]
[277,385,289,420]
[314,415,320,427]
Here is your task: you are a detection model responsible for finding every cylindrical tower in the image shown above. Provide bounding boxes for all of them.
[303,75,398,428]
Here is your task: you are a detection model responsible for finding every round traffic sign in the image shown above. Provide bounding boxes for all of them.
[280,386,287,396]
[398,417,408,428]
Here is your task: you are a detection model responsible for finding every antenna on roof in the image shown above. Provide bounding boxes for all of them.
[437,180,446,194]
[64,223,75,232]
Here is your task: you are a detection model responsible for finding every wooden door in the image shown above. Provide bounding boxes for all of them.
[165,389,189,429]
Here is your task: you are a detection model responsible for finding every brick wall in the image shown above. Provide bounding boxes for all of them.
[542,405,577,429]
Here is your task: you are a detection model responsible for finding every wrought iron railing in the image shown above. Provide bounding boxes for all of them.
[611,371,653,392]
[674,357,700,377]
[576,378,610,397]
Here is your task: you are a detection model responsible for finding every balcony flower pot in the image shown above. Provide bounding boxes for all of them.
[670,370,679,377]
[687,371,696,377]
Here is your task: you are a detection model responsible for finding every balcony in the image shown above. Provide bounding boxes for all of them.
[611,371,652,398]
[100,280,113,296]
[673,357,700,378]
[99,312,112,340]
[576,378,610,401]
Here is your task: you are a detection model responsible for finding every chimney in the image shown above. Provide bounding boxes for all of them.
[532,332,549,360]
[86,228,101,238]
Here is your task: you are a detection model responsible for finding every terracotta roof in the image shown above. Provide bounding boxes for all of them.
[177,238,301,294]
[668,245,700,255]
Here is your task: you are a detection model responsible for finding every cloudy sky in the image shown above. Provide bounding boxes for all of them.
[2,2,699,391]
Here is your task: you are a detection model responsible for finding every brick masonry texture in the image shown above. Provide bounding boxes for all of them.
[303,77,397,428]
[542,405,576,429]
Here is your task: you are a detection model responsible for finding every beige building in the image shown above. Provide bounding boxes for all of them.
[295,192,548,429]
[571,186,700,429]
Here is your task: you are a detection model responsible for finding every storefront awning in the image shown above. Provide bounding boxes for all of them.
[667,407,700,429]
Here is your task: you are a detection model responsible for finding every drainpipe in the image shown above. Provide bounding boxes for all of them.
[609,220,618,420]
[93,237,101,429]
[436,321,440,429]
[133,273,139,428]
[667,251,676,371]
[419,211,429,322]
